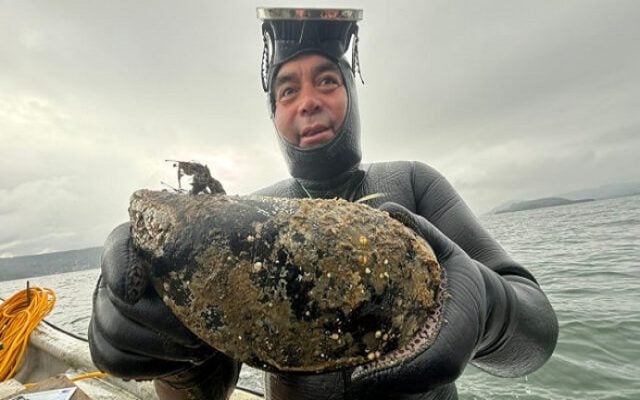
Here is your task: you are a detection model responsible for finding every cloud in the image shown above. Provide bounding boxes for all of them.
[0,90,287,257]
[1,0,639,256]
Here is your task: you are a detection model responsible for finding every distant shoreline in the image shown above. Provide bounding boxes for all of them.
[495,197,595,214]
[491,182,640,215]
[0,247,102,282]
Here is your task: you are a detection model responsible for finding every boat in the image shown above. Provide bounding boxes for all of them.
[0,321,262,399]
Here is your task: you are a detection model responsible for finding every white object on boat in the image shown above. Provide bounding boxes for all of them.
[2,322,260,400]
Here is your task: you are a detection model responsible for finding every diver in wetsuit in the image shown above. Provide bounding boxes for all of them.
[88,8,558,400]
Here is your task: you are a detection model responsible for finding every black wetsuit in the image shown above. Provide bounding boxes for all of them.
[248,161,555,400]
[89,30,557,399]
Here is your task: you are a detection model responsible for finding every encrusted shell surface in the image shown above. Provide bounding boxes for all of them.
[129,189,443,373]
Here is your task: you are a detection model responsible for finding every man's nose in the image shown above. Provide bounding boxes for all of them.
[299,86,322,116]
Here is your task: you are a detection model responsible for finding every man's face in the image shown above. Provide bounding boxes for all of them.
[273,54,347,149]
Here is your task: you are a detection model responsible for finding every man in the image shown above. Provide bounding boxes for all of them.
[89,8,558,400]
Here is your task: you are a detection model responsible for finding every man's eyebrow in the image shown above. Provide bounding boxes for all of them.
[274,73,296,89]
[312,61,341,76]
[274,61,341,90]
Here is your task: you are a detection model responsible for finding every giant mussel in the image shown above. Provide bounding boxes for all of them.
[129,189,444,373]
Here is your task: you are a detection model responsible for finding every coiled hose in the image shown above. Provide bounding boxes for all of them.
[0,284,56,381]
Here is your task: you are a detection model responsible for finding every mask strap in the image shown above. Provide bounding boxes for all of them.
[351,26,365,85]
[261,25,273,92]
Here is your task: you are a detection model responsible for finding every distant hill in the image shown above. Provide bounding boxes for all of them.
[0,247,102,282]
[492,181,640,215]
[494,197,594,214]
[557,181,640,201]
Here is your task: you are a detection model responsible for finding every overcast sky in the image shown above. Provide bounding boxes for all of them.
[1,0,639,257]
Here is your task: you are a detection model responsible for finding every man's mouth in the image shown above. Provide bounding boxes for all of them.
[299,125,333,148]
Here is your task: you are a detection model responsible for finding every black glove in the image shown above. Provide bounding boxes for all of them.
[349,202,556,396]
[88,223,238,385]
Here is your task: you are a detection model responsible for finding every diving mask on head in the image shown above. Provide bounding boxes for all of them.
[257,7,364,181]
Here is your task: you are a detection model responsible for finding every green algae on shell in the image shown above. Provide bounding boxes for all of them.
[129,189,443,373]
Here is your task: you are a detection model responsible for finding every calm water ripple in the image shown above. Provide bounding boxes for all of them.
[1,195,639,399]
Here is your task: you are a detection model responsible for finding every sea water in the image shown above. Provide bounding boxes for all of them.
[1,195,639,399]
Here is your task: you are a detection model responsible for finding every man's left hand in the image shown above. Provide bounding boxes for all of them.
[349,202,492,395]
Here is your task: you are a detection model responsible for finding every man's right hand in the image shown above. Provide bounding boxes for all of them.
[88,223,218,380]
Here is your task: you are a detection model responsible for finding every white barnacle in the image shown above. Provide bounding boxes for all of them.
[365,267,371,274]
[330,333,340,340]
[253,261,263,272]
[375,330,382,339]
[247,235,255,243]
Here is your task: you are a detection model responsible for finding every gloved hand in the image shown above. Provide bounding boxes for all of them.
[348,202,517,396]
[88,223,238,387]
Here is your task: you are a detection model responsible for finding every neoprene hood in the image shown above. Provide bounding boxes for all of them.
[257,7,364,181]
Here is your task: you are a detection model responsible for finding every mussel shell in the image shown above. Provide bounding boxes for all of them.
[129,189,442,373]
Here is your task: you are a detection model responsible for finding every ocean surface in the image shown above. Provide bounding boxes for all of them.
[1,195,639,399]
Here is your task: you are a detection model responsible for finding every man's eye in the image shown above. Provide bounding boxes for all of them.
[319,76,339,86]
[279,87,296,99]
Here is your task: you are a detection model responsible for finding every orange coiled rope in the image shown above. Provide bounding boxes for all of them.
[0,284,56,381]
